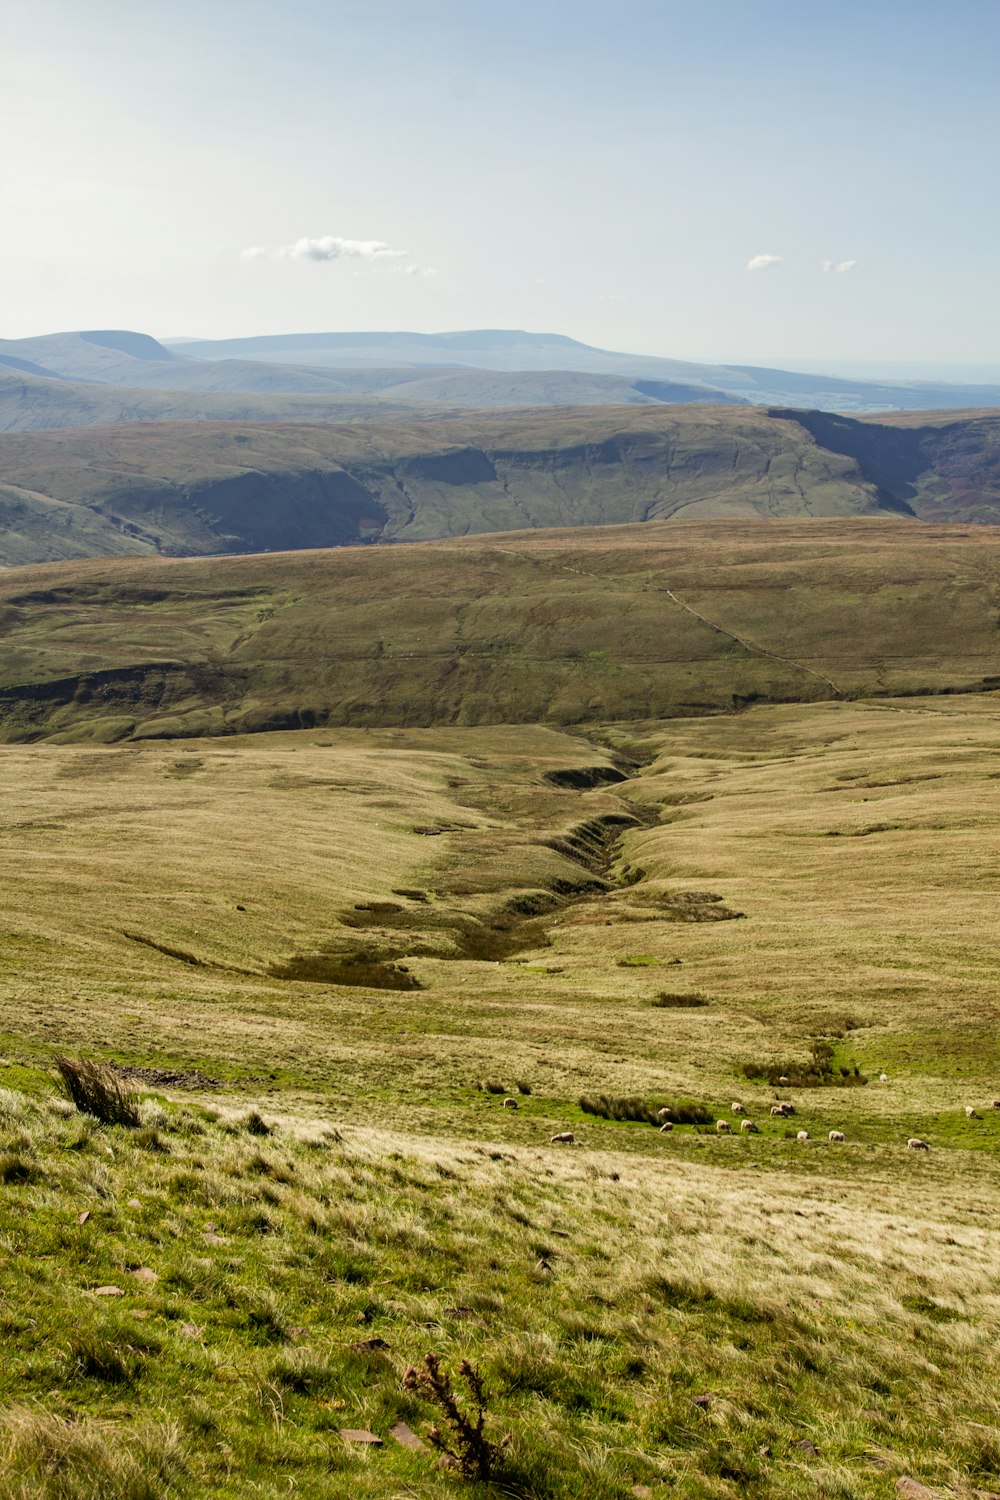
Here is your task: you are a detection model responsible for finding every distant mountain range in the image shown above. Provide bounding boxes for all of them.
[1,327,999,434]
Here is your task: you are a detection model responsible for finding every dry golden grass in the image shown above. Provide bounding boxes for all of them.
[2,693,1000,1493]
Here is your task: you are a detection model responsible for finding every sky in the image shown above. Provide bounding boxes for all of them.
[2,0,998,368]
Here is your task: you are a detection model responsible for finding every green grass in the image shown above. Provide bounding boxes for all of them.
[2,694,1000,1493]
[6,517,1000,743]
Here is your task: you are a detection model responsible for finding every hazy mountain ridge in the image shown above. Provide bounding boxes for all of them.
[3,327,1000,418]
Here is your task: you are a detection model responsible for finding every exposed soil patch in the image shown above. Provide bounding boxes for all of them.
[268,953,423,990]
[113,1064,224,1091]
[543,765,628,790]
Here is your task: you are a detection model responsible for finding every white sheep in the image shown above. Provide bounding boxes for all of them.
[907,1138,930,1150]
[879,1073,889,1083]
[716,1120,731,1133]
[550,1132,574,1144]
[828,1130,846,1143]
[656,1107,672,1121]
[502,1097,518,1109]
[659,1121,673,1133]
[731,1102,745,1114]
[741,1120,758,1133]
[778,1076,790,1086]
[770,1104,786,1117]
[796,1130,810,1142]
[965,1106,980,1119]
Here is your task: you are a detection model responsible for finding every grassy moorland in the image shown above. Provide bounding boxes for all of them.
[3,518,1000,741]
[1,404,999,565]
[1,696,999,1497]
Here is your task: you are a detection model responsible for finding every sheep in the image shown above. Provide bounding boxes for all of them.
[992,1100,1000,1110]
[659,1121,673,1133]
[731,1102,745,1115]
[741,1119,758,1133]
[879,1073,889,1084]
[796,1130,810,1142]
[502,1097,519,1110]
[716,1120,731,1133]
[550,1132,574,1144]
[828,1130,846,1143]
[907,1138,930,1150]
[656,1107,672,1121]
[778,1076,790,1086]
[965,1106,980,1119]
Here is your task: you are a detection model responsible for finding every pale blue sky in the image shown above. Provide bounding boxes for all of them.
[2,0,998,366]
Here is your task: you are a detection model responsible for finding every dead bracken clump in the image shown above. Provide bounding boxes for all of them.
[403,1352,507,1481]
[54,1055,141,1128]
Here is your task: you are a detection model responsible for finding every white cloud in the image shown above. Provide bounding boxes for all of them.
[242,235,408,263]
[747,253,782,272]
[821,258,858,273]
[821,259,834,273]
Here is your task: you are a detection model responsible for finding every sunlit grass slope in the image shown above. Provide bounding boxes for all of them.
[4,518,1000,743]
[2,697,1000,1496]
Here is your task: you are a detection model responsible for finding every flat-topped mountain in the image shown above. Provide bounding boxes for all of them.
[3,327,1000,424]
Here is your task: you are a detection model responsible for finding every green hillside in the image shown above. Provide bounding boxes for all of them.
[3,518,1000,743]
[2,404,1000,569]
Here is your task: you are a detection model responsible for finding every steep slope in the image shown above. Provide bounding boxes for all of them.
[2,518,1000,743]
[0,406,890,566]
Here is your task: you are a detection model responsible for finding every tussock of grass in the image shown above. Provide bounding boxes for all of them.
[741,1040,868,1089]
[579,1094,712,1126]
[54,1055,141,1127]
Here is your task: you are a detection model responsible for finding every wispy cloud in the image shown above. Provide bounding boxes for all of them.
[242,235,408,263]
[747,253,782,272]
[821,258,858,273]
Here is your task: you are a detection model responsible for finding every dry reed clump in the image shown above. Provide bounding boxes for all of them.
[741,1039,867,1089]
[579,1094,712,1126]
[53,1055,141,1127]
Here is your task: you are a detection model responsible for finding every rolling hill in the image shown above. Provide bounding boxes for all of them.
[0,405,998,568]
[3,517,1000,743]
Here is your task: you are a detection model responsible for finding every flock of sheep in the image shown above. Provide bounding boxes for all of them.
[530,1085,1000,1149]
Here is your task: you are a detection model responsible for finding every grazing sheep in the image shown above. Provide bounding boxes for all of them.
[716,1120,731,1133]
[502,1097,519,1109]
[731,1102,745,1114]
[778,1076,790,1086]
[965,1106,980,1119]
[656,1107,672,1121]
[907,1138,930,1150]
[741,1120,758,1133]
[828,1130,846,1143]
[550,1132,574,1144]
[771,1103,789,1117]
[796,1130,810,1142]
[879,1073,889,1083]
[659,1121,673,1133]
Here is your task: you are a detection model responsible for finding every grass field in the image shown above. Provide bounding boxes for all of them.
[2,692,999,1496]
[5,518,1000,744]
